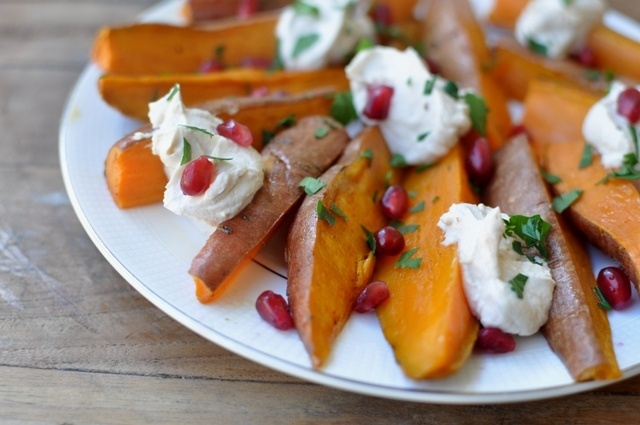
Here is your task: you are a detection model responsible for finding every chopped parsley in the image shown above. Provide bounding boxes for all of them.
[330,203,348,221]
[292,33,320,59]
[508,274,528,299]
[408,201,425,213]
[423,76,437,95]
[316,200,336,226]
[299,177,326,195]
[407,190,417,198]
[356,37,375,53]
[277,114,297,129]
[463,93,489,137]
[552,189,584,213]
[503,214,552,262]
[384,170,394,187]
[390,221,419,234]
[579,143,593,169]
[417,132,430,142]
[395,248,422,270]
[314,126,329,139]
[390,153,408,168]
[600,153,640,183]
[415,163,435,173]
[594,286,612,311]
[330,91,358,125]
[361,225,376,254]
[180,125,215,137]
[166,84,180,101]
[262,129,275,146]
[444,80,459,99]
[541,169,562,184]
[180,138,192,165]
[360,148,374,163]
[527,37,548,57]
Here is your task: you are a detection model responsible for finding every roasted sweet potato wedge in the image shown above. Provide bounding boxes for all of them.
[92,14,278,74]
[99,67,348,121]
[286,126,393,367]
[373,145,479,379]
[543,141,640,292]
[190,116,349,302]
[420,0,512,149]
[484,136,620,381]
[105,88,338,208]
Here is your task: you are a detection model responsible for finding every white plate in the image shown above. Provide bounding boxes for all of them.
[59,0,640,404]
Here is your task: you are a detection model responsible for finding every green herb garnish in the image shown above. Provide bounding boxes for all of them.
[600,153,640,183]
[360,148,373,163]
[356,37,375,53]
[262,129,275,145]
[541,169,562,184]
[409,201,425,213]
[527,37,548,57]
[299,177,327,195]
[417,132,430,142]
[579,143,593,169]
[444,80,459,99]
[361,225,376,254]
[292,0,320,17]
[277,114,297,129]
[508,274,528,299]
[415,163,435,173]
[180,125,215,137]
[552,189,584,213]
[503,214,552,261]
[180,138,192,165]
[390,153,408,168]
[594,286,612,311]
[330,203,348,221]
[205,156,232,161]
[390,221,420,234]
[166,84,180,101]
[395,248,422,270]
[464,93,489,137]
[292,33,320,58]
[330,91,358,125]
[314,126,329,139]
[316,200,336,226]
[424,76,437,95]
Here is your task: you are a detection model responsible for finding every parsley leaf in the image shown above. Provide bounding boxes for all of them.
[395,248,422,270]
[508,274,528,299]
[262,129,275,146]
[292,33,320,59]
[316,201,336,226]
[330,91,358,125]
[361,226,376,254]
[444,80,459,99]
[166,84,180,101]
[527,37,548,57]
[314,126,329,139]
[180,125,215,137]
[360,148,374,162]
[331,203,348,221]
[390,153,408,168]
[579,143,593,169]
[277,114,297,129]
[356,37,375,53]
[464,93,488,137]
[417,132,430,142]
[423,76,437,95]
[541,169,562,184]
[594,286,612,311]
[409,201,425,213]
[299,177,326,195]
[390,221,420,234]
[600,153,640,183]
[415,163,434,173]
[180,138,192,166]
[503,214,552,261]
[552,189,583,213]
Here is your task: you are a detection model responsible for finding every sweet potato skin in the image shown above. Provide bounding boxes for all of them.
[99,68,348,121]
[373,145,479,379]
[421,0,512,149]
[104,89,338,209]
[189,116,349,302]
[484,136,620,381]
[286,126,392,368]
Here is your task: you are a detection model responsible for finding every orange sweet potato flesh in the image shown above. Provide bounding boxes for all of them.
[99,68,348,121]
[92,14,278,74]
[490,37,611,101]
[543,141,640,293]
[182,0,290,22]
[484,136,620,381]
[189,116,349,303]
[105,88,338,209]
[421,0,512,149]
[373,145,479,379]
[286,126,393,367]
[487,0,527,28]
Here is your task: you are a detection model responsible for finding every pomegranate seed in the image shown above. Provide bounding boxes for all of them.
[371,4,393,28]
[380,185,409,220]
[354,281,390,313]
[255,290,294,330]
[571,46,597,68]
[508,124,530,140]
[238,0,258,19]
[374,226,405,256]
[597,267,633,310]
[474,327,516,354]
[466,137,494,187]
[241,57,273,69]
[199,59,225,73]
[181,156,215,196]
[364,85,394,120]
[217,119,253,147]
[617,87,640,124]
[251,86,270,98]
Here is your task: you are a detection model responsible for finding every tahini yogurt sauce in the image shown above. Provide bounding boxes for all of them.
[438,203,556,336]
[276,0,374,71]
[515,0,606,59]
[149,86,264,227]
[345,46,472,165]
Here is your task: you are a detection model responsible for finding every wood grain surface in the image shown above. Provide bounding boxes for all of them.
[1,0,639,423]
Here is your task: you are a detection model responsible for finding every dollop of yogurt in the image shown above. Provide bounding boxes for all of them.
[438,203,555,337]
[515,0,606,59]
[346,46,472,165]
[276,0,374,71]
[149,86,264,227]
[582,81,640,168]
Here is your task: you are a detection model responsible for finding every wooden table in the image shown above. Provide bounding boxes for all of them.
[2,0,639,422]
